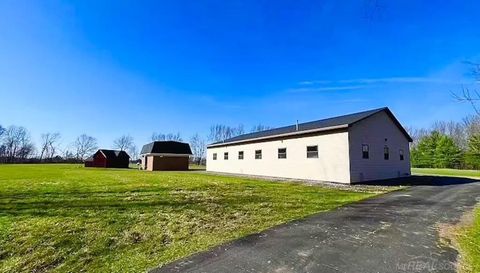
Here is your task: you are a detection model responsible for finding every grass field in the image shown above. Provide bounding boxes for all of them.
[0,164,379,273]
[412,168,480,178]
[452,207,480,273]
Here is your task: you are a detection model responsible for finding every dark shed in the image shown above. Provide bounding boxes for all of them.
[84,149,130,168]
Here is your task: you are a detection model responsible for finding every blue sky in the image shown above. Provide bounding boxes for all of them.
[0,0,479,149]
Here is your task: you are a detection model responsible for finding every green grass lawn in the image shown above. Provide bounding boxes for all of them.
[412,168,480,178]
[455,207,480,273]
[188,164,206,170]
[0,164,379,273]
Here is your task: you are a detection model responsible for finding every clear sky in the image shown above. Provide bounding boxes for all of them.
[1,0,479,149]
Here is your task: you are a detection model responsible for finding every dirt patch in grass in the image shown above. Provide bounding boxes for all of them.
[438,207,479,273]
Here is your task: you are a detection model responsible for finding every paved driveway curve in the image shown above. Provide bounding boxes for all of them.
[151,176,480,273]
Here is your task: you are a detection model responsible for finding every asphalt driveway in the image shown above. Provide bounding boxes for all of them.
[151,176,480,273]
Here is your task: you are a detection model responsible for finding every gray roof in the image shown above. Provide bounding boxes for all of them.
[141,141,193,155]
[98,149,130,159]
[209,107,412,147]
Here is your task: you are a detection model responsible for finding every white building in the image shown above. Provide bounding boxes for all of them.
[206,108,412,184]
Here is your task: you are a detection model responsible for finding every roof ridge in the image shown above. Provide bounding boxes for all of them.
[210,107,390,146]
[140,141,193,155]
[220,108,386,142]
[297,107,386,126]
[149,140,189,144]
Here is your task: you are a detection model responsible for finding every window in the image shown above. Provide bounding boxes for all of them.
[384,146,390,160]
[362,145,369,159]
[399,149,404,161]
[224,152,229,160]
[278,148,287,159]
[255,150,262,159]
[307,145,319,158]
[213,153,217,160]
[238,151,244,160]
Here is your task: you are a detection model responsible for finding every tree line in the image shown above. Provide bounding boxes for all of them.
[0,123,270,165]
[409,115,480,169]
[9,113,480,170]
[5,114,480,170]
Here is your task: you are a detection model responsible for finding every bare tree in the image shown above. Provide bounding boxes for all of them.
[73,134,98,160]
[208,125,228,142]
[151,132,183,142]
[2,126,35,162]
[446,121,467,149]
[3,126,18,162]
[464,115,480,136]
[166,133,182,141]
[236,124,245,135]
[251,124,271,132]
[151,132,166,141]
[60,147,76,161]
[431,120,468,149]
[17,142,35,160]
[453,62,480,115]
[431,121,447,135]
[406,126,430,148]
[208,124,244,142]
[113,135,134,151]
[190,134,206,165]
[128,144,139,161]
[452,86,480,115]
[39,132,61,161]
[0,125,4,161]
[16,126,33,160]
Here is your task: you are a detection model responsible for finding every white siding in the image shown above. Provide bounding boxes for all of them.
[348,111,411,183]
[207,131,351,183]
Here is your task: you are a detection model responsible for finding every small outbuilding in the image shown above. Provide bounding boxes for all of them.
[84,149,130,168]
[140,141,192,171]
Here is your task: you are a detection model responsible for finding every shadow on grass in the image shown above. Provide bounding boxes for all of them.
[357,175,479,186]
[0,189,337,217]
[0,180,361,218]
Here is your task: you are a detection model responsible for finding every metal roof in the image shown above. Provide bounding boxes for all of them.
[98,149,130,159]
[140,141,193,155]
[208,107,412,147]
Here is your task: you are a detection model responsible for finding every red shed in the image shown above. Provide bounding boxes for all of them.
[84,149,130,168]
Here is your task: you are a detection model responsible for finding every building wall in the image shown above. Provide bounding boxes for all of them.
[141,155,147,170]
[348,111,411,183]
[92,153,107,168]
[84,161,94,167]
[146,155,154,171]
[145,155,189,171]
[206,131,351,183]
[105,157,130,168]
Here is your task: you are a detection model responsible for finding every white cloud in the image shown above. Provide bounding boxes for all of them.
[298,77,468,86]
[288,85,367,93]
